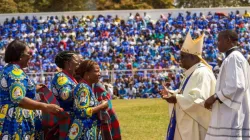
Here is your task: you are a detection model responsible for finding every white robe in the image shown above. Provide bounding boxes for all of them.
[168,62,216,140]
[205,51,250,140]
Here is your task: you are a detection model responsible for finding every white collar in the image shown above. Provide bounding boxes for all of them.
[184,62,204,77]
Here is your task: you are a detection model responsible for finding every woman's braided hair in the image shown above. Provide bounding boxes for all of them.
[55,51,76,69]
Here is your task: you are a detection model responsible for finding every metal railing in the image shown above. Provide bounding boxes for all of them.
[26,68,181,84]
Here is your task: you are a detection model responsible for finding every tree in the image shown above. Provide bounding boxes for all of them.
[96,0,174,10]
[1,0,249,13]
[239,0,250,6]
[33,0,52,12]
[83,0,97,11]
[174,0,212,8]
[144,0,174,9]
[48,0,88,11]
[14,0,37,13]
[175,0,250,8]
[0,0,18,13]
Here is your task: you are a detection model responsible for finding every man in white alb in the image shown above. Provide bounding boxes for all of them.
[161,32,216,140]
[205,30,250,140]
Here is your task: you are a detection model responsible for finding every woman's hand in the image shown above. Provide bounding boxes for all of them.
[36,84,46,92]
[101,101,109,110]
[42,104,64,115]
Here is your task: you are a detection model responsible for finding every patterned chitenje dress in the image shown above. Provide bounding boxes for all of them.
[25,77,43,140]
[23,74,44,140]
[67,82,102,140]
[0,64,41,140]
[51,71,77,117]
[41,71,77,139]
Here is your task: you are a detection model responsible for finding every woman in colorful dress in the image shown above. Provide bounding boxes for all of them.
[47,51,80,139]
[0,40,63,139]
[51,51,80,117]
[75,56,121,140]
[67,60,108,140]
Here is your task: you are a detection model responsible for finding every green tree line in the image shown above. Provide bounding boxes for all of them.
[0,0,249,13]
[174,0,250,8]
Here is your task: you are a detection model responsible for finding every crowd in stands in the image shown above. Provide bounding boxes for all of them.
[0,10,250,98]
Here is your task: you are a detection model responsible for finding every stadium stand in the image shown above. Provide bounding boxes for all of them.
[0,9,250,98]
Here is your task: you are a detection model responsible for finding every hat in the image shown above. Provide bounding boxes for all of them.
[181,32,212,69]
[181,32,203,55]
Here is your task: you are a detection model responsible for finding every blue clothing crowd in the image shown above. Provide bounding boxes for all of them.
[0,10,250,98]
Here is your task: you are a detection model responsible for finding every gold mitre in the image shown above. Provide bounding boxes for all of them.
[181,32,203,56]
[181,32,212,69]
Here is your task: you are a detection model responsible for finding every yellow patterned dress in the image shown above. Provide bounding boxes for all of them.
[0,64,36,139]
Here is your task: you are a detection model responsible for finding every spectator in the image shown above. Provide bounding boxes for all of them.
[127,84,137,99]
[0,11,249,99]
[119,85,127,99]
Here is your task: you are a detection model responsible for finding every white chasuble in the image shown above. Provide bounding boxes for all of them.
[168,63,216,140]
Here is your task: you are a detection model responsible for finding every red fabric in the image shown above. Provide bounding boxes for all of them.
[93,83,121,140]
[239,23,245,28]
[62,70,78,84]
[108,109,121,140]
[127,63,132,69]
[38,86,71,140]
[58,41,67,49]
[10,62,22,69]
[101,31,110,38]
[79,79,91,87]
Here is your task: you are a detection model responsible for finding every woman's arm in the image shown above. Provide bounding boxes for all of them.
[75,85,108,117]
[19,97,47,110]
[8,74,62,114]
[19,97,63,114]
[92,101,108,114]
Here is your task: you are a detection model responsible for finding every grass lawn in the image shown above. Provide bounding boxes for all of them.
[112,99,170,140]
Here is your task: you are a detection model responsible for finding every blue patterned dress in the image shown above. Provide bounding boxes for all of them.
[67,82,102,140]
[51,71,77,117]
[0,64,37,139]
[25,77,43,140]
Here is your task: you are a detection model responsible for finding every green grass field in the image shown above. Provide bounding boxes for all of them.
[112,99,170,140]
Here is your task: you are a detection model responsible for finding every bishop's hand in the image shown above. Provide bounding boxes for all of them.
[160,81,169,97]
[163,94,177,104]
[204,95,217,110]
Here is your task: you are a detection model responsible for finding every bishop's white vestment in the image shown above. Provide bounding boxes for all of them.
[205,50,250,140]
[167,62,216,140]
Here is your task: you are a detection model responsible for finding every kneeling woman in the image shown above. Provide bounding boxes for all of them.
[67,60,108,140]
